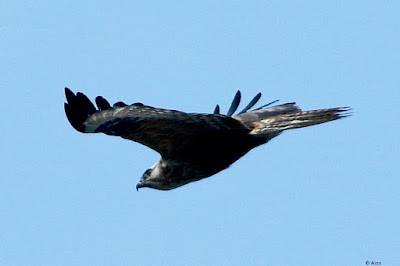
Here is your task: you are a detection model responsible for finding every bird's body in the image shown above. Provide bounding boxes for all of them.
[64,88,350,190]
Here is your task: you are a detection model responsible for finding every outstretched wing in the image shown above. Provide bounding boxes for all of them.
[64,88,250,159]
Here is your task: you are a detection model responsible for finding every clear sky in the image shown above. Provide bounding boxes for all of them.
[1,1,399,265]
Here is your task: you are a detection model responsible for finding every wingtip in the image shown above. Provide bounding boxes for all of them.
[227,90,242,116]
[65,87,75,103]
[213,104,220,114]
[64,88,97,133]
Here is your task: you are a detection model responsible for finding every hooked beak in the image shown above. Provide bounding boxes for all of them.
[136,183,143,191]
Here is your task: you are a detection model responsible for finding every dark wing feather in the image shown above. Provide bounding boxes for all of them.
[95,96,111,111]
[213,91,270,116]
[64,89,96,132]
[113,101,127,107]
[213,104,220,114]
[236,92,262,115]
[226,90,241,117]
[252,99,280,111]
[64,88,250,159]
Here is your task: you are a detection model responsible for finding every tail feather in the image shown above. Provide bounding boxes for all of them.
[250,107,351,135]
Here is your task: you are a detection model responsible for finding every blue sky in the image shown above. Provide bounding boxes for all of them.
[1,1,399,265]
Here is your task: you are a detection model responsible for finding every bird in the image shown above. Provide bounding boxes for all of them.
[64,88,351,191]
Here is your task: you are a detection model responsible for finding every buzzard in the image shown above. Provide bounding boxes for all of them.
[64,88,351,191]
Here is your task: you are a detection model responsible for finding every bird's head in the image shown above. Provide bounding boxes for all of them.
[136,160,192,191]
[136,162,169,191]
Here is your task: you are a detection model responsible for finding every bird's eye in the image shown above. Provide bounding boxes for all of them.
[142,169,152,180]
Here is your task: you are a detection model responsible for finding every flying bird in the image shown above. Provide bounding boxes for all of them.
[64,88,351,191]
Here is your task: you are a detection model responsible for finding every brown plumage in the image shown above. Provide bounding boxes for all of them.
[64,88,351,191]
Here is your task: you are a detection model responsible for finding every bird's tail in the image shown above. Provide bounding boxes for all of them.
[250,107,351,135]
